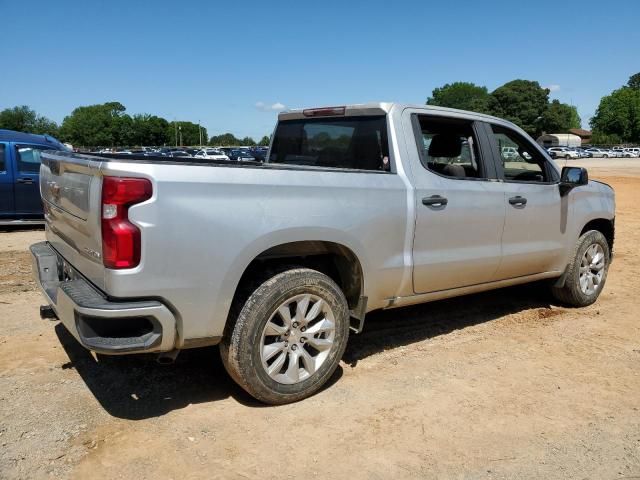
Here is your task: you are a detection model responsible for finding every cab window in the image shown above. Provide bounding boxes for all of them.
[269,116,390,171]
[414,115,488,179]
[16,145,50,173]
[489,125,556,183]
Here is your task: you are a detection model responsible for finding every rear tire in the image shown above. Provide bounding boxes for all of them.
[551,230,610,307]
[220,268,350,405]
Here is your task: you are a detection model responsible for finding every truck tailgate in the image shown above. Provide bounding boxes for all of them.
[40,151,106,289]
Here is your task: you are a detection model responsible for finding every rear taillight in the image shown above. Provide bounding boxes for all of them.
[101,176,152,269]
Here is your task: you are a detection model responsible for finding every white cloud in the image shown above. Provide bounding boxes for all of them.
[255,101,287,112]
[545,84,561,93]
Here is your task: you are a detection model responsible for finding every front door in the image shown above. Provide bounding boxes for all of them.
[485,123,566,279]
[405,112,506,294]
[13,144,50,215]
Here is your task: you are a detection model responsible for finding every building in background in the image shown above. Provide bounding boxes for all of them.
[568,128,593,145]
[536,133,582,148]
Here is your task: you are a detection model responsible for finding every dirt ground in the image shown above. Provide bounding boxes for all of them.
[1,160,639,480]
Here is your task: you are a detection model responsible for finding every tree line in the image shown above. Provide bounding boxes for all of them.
[426,80,581,137]
[3,73,639,146]
[0,102,270,148]
[426,73,640,144]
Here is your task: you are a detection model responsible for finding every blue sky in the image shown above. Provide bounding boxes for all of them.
[1,0,638,139]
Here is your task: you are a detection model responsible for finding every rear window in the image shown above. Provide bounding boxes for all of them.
[0,144,5,171]
[268,116,390,171]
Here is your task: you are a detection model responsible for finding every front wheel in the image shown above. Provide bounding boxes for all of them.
[220,268,350,404]
[551,230,610,307]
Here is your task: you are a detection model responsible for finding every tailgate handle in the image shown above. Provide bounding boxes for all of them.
[17,177,34,184]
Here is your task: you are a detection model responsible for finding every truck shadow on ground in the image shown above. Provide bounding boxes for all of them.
[56,282,553,420]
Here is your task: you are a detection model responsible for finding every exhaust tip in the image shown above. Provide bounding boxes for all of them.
[40,305,58,320]
[156,350,180,365]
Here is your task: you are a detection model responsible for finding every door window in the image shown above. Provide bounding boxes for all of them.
[414,115,488,179]
[490,125,555,183]
[16,145,49,173]
[0,144,5,172]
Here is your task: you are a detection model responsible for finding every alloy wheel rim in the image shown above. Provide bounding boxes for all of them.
[579,243,605,295]
[260,294,336,384]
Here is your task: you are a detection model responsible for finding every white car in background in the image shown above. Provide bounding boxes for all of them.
[548,147,580,159]
[585,148,612,158]
[622,148,639,158]
[194,148,231,161]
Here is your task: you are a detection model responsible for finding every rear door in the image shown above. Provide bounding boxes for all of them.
[404,111,506,294]
[0,143,14,216]
[13,143,53,215]
[484,123,566,279]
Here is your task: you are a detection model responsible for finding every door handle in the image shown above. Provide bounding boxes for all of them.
[17,178,34,184]
[508,196,527,206]
[422,195,448,207]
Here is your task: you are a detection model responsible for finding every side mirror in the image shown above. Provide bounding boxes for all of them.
[560,166,588,195]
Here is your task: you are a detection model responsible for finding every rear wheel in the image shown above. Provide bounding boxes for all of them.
[220,268,349,404]
[564,154,570,159]
[551,230,610,307]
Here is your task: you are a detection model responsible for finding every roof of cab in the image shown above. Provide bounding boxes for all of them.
[0,129,64,147]
[278,102,514,126]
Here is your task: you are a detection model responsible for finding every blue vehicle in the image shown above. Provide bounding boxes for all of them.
[0,129,66,224]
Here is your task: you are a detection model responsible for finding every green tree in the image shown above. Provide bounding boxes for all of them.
[59,101,128,147]
[540,100,581,133]
[208,133,241,146]
[590,131,621,145]
[628,72,640,90]
[488,80,550,136]
[0,105,59,136]
[258,135,271,146]
[426,82,491,113]
[590,87,640,143]
[240,136,256,146]
[168,121,207,146]
[131,114,170,146]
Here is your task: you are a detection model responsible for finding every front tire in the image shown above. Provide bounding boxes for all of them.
[220,268,350,404]
[551,230,610,307]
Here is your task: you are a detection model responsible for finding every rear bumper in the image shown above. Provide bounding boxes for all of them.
[30,241,176,355]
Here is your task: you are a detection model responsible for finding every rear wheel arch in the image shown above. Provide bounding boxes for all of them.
[230,240,365,316]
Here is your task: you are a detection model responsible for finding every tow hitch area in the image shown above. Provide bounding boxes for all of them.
[40,305,59,320]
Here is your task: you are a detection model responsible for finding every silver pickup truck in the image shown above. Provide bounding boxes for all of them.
[31,103,615,404]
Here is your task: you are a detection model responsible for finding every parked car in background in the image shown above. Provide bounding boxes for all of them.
[573,147,592,158]
[249,146,269,161]
[621,149,639,158]
[585,148,612,158]
[0,129,67,224]
[32,103,615,404]
[194,148,230,160]
[548,147,580,159]
[220,147,255,161]
[501,146,519,160]
[168,150,192,158]
[624,148,640,157]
